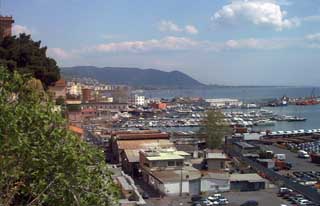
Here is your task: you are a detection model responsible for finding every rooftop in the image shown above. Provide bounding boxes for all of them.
[69,125,84,135]
[142,149,190,161]
[152,167,201,183]
[115,132,169,140]
[117,139,173,150]
[117,176,133,191]
[202,172,230,180]
[124,149,140,163]
[234,141,258,149]
[230,173,266,183]
[52,79,66,87]
[206,151,229,160]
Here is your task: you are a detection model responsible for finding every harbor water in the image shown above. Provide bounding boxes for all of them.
[143,87,320,132]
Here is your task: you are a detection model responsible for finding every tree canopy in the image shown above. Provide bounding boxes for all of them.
[0,33,60,88]
[0,68,119,205]
[199,109,231,149]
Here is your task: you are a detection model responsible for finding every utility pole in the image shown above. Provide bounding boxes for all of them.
[179,166,183,196]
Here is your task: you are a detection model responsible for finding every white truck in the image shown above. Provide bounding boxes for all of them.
[274,153,286,160]
[298,150,310,158]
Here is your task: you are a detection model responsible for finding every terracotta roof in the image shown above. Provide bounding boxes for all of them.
[81,108,96,113]
[69,125,84,135]
[53,79,66,87]
[117,139,173,150]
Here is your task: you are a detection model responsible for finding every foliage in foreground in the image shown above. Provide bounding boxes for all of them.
[0,68,119,205]
[199,109,231,149]
[0,33,60,88]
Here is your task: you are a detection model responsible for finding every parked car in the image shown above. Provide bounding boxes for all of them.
[240,200,258,206]
[191,195,203,202]
[207,193,222,201]
[142,192,149,199]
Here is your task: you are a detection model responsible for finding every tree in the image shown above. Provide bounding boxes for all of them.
[0,33,60,88]
[199,109,231,149]
[0,67,119,206]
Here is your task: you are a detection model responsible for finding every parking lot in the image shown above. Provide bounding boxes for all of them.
[260,144,320,172]
[145,188,288,206]
[224,189,288,206]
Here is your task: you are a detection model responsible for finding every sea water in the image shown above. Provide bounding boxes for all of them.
[143,87,320,132]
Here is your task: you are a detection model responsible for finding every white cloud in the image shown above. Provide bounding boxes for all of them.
[212,0,299,31]
[305,33,320,48]
[223,38,296,50]
[94,36,199,53]
[12,25,32,35]
[158,20,182,32]
[302,15,320,22]
[47,48,73,60]
[306,33,320,41]
[158,20,199,35]
[52,33,320,60]
[185,25,199,34]
[276,0,293,6]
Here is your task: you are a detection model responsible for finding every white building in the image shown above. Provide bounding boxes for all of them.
[140,149,202,196]
[201,172,230,193]
[68,82,82,96]
[206,98,243,108]
[133,95,146,106]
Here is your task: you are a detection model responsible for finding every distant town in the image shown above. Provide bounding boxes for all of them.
[2,2,320,205]
[46,75,320,206]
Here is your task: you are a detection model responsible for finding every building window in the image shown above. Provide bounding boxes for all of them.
[176,161,183,166]
[168,161,175,166]
[220,161,224,169]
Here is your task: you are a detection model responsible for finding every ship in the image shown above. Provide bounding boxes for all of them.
[287,116,307,122]
[296,88,319,106]
[310,153,320,164]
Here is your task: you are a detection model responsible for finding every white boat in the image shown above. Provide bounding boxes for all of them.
[255,120,276,126]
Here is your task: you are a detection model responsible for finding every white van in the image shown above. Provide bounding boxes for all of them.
[298,150,309,158]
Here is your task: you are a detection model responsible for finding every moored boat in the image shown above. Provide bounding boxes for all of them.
[287,116,307,122]
[255,120,276,126]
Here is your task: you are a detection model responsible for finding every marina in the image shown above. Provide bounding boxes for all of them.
[119,104,316,133]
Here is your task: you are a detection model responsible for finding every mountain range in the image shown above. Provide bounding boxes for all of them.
[61,66,206,89]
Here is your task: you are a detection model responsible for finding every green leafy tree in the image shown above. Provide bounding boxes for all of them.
[0,67,119,206]
[199,109,231,149]
[0,33,60,88]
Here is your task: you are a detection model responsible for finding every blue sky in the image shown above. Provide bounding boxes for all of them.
[7,0,320,86]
